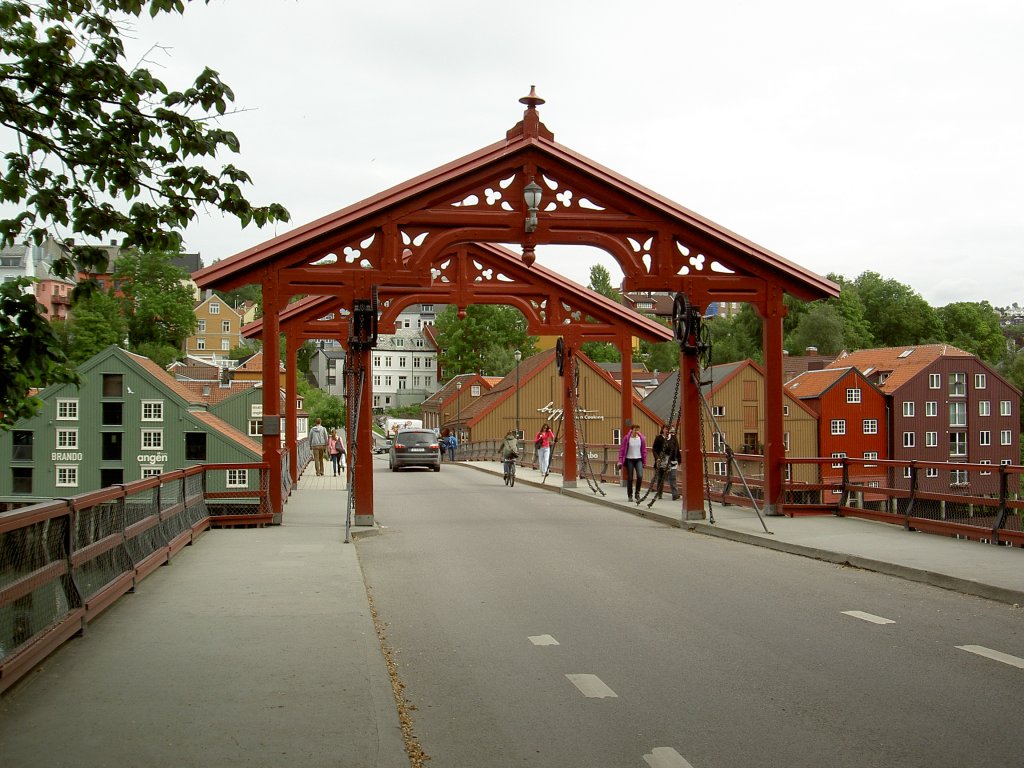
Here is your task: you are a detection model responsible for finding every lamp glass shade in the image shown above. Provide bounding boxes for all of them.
[523,180,543,212]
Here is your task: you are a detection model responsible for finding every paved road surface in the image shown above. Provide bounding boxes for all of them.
[359,463,1024,768]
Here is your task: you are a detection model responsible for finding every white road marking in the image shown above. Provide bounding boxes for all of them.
[842,610,896,625]
[643,746,696,767]
[956,645,1024,669]
[565,674,618,698]
[528,634,559,646]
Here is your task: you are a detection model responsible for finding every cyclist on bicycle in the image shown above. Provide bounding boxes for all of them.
[500,430,520,483]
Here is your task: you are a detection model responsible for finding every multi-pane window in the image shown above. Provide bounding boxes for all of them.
[226,469,248,488]
[56,429,78,449]
[712,405,724,417]
[198,319,206,332]
[846,388,861,404]
[221,339,230,351]
[863,452,879,465]
[209,302,220,314]
[56,399,78,420]
[929,373,941,389]
[471,385,481,396]
[862,419,878,434]
[399,357,406,367]
[925,401,938,417]
[974,373,987,389]
[925,467,938,478]
[141,429,163,450]
[713,461,727,476]
[979,400,991,417]
[249,420,263,436]
[979,430,991,446]
[980,460,992,476]
[949,402,966,427]
[925,431,938,447]
[1000,400,1013,417]
[142,467,162,479]
[712,432,726,452]
[222,320,230,333]
[949,432,967,456]
[373,356,381,366]
[783,432,790,451]
[384,376,392,386]
[903,466,912,479]
[831,452,846,468]
[384,356,392,366]
[142,400,163,421]
[903,432,915,448]
[197,338,206,350]
[373,375,381,386]
[1000,430,1013,445]
[903,401,915,417]
[830,419,846,435]
[414,357,422,368]
[949,373,966,396]
[950,469,968,486]
[56,465,78,487]
[782,405,789,416]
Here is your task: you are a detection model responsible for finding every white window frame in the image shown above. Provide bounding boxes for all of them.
[949,372,966,397]
[846,388,861,404]
[979,430,991,446]
[711,405,724,417]
[903,431,915,448]
[903,401,915,417]
[949,432,967,456]
[141,467,163,479]
[949,402,966,427]
[929,373,941,389]
[198,319,206,332]
[1000,429,1012,446]
[925,467,938,478]
[249,419,263,437]
[196,338,206,350]
[830,419,846,436]
[209,302,220,315]
[56,465,78,487]
[979,459,992,476]
[141,429,163,450]
[862,419,878,435]
[141,400,164,422]
[56,398,78,420]
[863,451,879,466]
[471,385,482,397]
[712,432,726,452]
[713,460,727,476]
[831,452,846,469]
[1000,400,1013,417]
[950,469,968,486]
[979,400,991,417]
[221,320,230,333]
[56,428,78,449]
[974,373,987,389]
[226,469,248,488]
[925,431,938,447]
[221,339,230,351]
[925,401,938,417]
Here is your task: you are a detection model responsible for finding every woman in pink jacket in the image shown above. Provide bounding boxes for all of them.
[534,423,556,476]
[617,423,647,502]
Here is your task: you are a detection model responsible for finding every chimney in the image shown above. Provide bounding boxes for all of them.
[805,346,818,356]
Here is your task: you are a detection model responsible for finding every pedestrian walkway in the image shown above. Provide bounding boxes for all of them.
[466,459,1024,607]
[0,463,405,768]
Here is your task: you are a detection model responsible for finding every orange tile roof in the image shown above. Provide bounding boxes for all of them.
[188,410,262,455]
[784,368,850,398]
[829,344,972,393]
[125,351,208,405]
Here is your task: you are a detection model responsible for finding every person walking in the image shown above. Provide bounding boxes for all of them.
[500,429,519,483]
[447,431,458,461]
[617,423,647,502]
[650,425,681,501]
[328,429,344,477]
[533,423,556,476]
[309,418,328,476]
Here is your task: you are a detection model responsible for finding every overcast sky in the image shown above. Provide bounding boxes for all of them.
[126,0,1023,308]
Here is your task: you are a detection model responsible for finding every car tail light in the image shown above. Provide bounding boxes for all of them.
[394,441,406,449]
[429,442,440,450]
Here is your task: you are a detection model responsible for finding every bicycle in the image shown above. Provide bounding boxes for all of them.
[503,457,517,486]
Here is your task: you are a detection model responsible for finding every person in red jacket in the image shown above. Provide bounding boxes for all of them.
[534,423,556,476]
[617,423,647,502]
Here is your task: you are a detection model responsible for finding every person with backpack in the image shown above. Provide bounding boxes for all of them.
[328,429,346,477]
[500,430,519,483]
[309,418,329,476]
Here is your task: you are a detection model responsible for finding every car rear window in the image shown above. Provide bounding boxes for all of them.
[397,431,436,444]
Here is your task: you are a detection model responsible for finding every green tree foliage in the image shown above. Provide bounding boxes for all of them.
[133,340,179,368]
[580,340,621,363]
[113,249,196,349]
[587,263,620,301]
[434,304,533,377]
[784,302,847,356]
[53,289,127,363]
[0,277,76,427]
[708,305,763,365]
[0,0,288,427]
[298,377,345,430]
[935,301,1007,364]
[853,271,941,347]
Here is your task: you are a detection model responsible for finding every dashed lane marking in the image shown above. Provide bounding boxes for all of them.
[842,610,896,625]
[565,674,618,698]
[528,634,560,646]
[643,746,696,767]
[956,645,1024,669]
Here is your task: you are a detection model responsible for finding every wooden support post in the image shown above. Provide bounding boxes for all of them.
[561,339,579,488]
[677,348,705,520]
[352,344,375,526]
[285,333,299,484]
[261,271,283,519]
[760,289,786,516]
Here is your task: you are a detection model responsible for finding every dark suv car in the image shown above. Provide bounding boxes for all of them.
[389,429,441,472]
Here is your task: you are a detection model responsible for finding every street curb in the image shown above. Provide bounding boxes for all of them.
[458,460,1024,607]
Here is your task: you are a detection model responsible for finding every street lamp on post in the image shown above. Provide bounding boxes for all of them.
[514,349,522,440]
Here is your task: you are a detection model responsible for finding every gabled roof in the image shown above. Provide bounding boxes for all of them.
[784,367,852,398]
[784,352,839,381]
[121,350,209,406]
[829,344,973,394]
[178,378,258,406]
[187,409,262,456]
[235,350,285,374]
